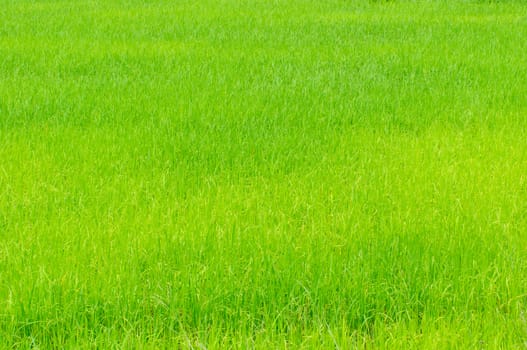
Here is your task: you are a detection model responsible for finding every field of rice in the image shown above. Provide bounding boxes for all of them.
[1,0,527,348]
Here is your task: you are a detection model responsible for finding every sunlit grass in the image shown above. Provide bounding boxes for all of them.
[1,0,527,348]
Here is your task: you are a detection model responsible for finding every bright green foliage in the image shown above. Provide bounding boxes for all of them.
[1,0,527,348]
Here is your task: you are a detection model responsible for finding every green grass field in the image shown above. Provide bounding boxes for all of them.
[2,0,527,348]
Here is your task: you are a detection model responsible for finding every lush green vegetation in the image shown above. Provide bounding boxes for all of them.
[1,0,527,347]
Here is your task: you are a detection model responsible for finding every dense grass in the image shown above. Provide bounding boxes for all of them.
[2,0,527,347]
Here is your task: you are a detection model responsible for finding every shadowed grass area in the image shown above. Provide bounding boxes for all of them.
[1,0,527,348]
